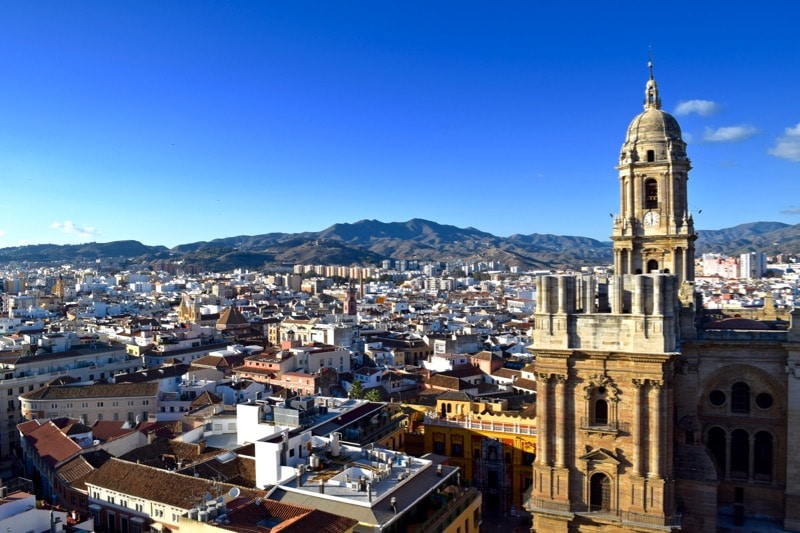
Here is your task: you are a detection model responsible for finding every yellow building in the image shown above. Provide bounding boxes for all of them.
[421,391,536,513]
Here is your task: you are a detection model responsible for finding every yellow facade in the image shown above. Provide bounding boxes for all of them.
[422,395,536,513]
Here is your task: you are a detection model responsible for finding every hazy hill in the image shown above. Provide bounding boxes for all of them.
[0,219,797,271]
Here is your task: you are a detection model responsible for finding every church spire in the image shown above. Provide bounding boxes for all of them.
[644,53,661,110]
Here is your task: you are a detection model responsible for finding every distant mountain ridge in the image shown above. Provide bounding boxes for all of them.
[0,219,796,271]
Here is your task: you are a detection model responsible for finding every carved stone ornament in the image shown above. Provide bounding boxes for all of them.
[584,373,621,402]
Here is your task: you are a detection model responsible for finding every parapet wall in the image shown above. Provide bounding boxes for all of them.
[534,274,680,354]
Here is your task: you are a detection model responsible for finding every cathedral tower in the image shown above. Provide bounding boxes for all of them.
[613,60,696,282]
[526,63,685,532]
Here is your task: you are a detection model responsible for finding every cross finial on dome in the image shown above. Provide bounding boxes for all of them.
[648,49,654,80]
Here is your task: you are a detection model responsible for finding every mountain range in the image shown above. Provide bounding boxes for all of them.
[0,219,796,272]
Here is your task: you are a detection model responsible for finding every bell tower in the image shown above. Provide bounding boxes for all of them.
[612,59,696,282]
[526,62,686,532]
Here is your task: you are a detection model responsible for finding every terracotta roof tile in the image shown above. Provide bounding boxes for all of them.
[24,421,82,468]
[84,458,263,510]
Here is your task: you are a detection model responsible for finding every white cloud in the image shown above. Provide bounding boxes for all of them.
[768,123,800,162]
[703,125,757,143]
[0,230,5,238]
[51,221,99,239]
[674,99,721,116]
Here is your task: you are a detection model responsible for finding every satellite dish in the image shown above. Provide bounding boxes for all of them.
[229,487,240,498]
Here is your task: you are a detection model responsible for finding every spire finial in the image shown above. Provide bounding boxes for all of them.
[643,48,661,110]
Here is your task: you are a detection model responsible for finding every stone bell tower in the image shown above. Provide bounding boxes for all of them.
[526,62,687,532]
[612,59,696,282]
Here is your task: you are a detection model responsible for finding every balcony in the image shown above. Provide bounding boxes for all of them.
[528,498,682,529]
[423,414,537,436]
[579,417,629,435]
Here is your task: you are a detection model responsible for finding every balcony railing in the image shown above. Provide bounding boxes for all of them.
[579,417,629,433]
[423,414,537,436]
[528,497,682,528]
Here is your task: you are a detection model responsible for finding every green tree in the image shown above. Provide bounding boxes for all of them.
[364,388,383,402]
[349,379,365,399]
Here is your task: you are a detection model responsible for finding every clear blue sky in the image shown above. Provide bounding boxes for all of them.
[1,2,799,248]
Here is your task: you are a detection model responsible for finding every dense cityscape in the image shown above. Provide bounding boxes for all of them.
[2,13,800,532]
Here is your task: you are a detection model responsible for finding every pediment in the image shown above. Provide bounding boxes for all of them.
[579,448,620,465]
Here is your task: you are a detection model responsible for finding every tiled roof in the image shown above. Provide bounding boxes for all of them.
[24,421,82,468]
[85,458,263,510]
[91,420,138,442]
[437,390,472,402]
[492,368,521,380]
[513,377,537,392]
[17,419,42,437]
[180,454,257,488]
[439,366,485,379]
[120,437,222,469]
[223,498,358,533]
[190,391,222,409]
[56,450,113,491]
[218,306,249,326]
[426,374,469,390]
[22,382,159,400]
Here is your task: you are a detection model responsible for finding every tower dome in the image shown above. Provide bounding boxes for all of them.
[619,60,687,162]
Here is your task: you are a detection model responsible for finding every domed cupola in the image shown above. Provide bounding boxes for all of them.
[619,60,687,164]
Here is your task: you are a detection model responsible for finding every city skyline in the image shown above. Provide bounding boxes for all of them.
[1,2,799,248]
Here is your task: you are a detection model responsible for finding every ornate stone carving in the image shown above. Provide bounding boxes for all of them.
[584,373,621,402]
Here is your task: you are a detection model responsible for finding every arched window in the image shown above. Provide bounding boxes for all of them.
[446,403,452,414]
[594,399,608,426]
[647,259,659,273]
[730,429,749,479]
[646,149,655,162]
[645,179,658,208]
[589,473,611,512]
[708,427,726,478]
[754,431,773,482]
[731,382,750,414]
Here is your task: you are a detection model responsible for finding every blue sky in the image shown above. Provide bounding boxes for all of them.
[1,2,799,248]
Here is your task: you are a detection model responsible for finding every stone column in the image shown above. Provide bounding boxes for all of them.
[649,381,662,477]
[632,379,644,476]
[537,373,550,466]
[556,375,567,468]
